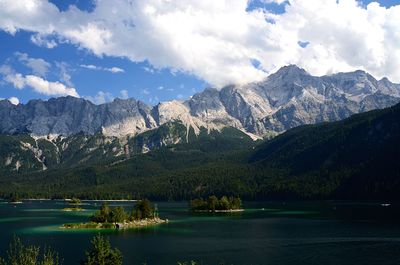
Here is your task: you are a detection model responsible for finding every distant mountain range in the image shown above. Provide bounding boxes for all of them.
[0,65,399,177]
[1,65,399,139]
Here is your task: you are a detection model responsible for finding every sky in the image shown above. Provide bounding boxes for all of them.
[0,0,399,105]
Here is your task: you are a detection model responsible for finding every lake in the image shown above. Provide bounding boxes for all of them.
[0,200,400,265]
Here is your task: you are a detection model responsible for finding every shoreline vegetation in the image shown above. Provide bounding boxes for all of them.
[62,197,84,212]
[63,199,167,230]
[7,193,22,204]
[189,195,243,213]
[0,234,203,265]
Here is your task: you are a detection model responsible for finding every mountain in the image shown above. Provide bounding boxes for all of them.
[0,65,399,175]
[1,103,399,200]
[1,65,399,139]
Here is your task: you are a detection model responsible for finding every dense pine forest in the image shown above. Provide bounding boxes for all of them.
[0,103,399,201]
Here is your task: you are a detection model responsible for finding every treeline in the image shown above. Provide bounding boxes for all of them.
[90,199,155,223]
[189,195,242,212]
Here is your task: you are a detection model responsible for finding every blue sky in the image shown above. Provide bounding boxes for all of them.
[0,25,205,105]
[0,0,399,105]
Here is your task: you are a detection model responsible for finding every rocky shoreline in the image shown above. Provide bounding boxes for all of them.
[62,217,167,230]
[193,209,244,213]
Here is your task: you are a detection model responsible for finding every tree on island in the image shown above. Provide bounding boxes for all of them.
[90,199,155,224]
[90,202,111,223]
[131,199,154,220]
[190,195,242,212]
[109,206,128,223]
[80,234,122,265]
[69,198,81,205]
[207,196,218,212]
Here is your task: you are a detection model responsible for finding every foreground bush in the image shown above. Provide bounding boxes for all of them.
[0,236,60,265]
[80,234,122,265]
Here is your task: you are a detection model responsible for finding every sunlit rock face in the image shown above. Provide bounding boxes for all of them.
[0,65,399,138]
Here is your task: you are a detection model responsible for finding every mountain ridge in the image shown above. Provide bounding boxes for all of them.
[1,65,399,139]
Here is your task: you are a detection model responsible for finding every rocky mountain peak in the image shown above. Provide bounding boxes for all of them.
[269,65,309,80]
[0,65,399,138]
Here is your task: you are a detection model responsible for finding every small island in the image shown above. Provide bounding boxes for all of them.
[62,197,84,211]
[63,199,167,229]
[189,195,243,213]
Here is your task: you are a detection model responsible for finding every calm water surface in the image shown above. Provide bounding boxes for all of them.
[0,200,400,265]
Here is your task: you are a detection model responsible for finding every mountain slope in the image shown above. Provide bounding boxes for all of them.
[0,122,255,175]
[1,103,399,200]
[249,102,400,198]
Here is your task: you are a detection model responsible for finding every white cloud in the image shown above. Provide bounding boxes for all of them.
[56,61,73,86]
[3,72,79,97]
[4,73,25,89]
[15,52,51,77]
[142,88,150,95]
[80,64,97,70]
[80,64,125,73]
[120,89,129,99]
[25,75,79,97]
[143,66,157,74]
[109,67,124,73]
[30,33,57,48]
[1,0,400,85]
[8,96,19,105]
[85,91,114,104]
[0,65,13,75]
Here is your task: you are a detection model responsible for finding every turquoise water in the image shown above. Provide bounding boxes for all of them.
[1,200,400,265]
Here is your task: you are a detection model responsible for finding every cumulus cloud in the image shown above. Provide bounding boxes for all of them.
[119,89,129,99]
[8,96,19,105]
[85,91,114,104]
[3,72,79,97]
[30,33,57,48]
[25,75,79,97]
[4,73,25,89]
[15,52,51,77]
[80,64,125,73]
[1,0,400,85]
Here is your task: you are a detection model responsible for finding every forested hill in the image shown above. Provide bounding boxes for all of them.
[1,103,399,201]
[250,102,400,199]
